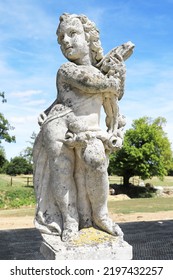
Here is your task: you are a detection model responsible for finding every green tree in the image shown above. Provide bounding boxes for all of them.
[109,116,173,186]
[0,146,7,171]
[20,132,37,164]
[0,92,7,103]
[0,92,15,144]
[0,113,15,143]
[5,156,33,176]
[168,158,173,176]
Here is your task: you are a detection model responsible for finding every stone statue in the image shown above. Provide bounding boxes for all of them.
[33,13,134,243]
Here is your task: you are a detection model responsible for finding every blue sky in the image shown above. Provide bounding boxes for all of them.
[0,0,173,160]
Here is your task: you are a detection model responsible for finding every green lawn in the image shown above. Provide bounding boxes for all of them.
[0,174,33,190]
[145,176,173,187]
[0,207,35,217]
[109,175,173,187]
[0,174,35,209]
[108,197,173,214]
[0,197,173,218]
[0,174,173,215]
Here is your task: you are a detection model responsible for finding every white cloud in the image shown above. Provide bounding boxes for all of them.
[10,115,37,124]
[11,90,42,98]
[23,99,46,107]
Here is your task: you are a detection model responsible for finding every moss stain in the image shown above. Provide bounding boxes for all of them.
[70,227,117,247]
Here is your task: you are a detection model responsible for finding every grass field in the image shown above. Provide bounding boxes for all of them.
[0,174,173,213]
[144,176,173,187]
[0,196,173,218]
[109,175,173,187]
[1,174,172,189]
[108,197,173,214]
[0,207,35,217]
[0,174,33,189]
[0,174,35,209]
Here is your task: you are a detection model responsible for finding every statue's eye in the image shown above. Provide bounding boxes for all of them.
[70,31,76,37]
[59,34,64,42]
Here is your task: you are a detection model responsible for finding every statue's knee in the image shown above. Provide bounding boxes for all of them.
[83,139,108,170]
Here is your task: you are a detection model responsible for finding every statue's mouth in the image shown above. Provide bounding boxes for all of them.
[66,46,73,51]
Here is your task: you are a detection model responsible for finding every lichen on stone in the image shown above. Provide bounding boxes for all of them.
[70,227,118,247]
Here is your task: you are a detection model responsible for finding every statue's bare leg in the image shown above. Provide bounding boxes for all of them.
[48,144,79,241]
[43,120,79,241]
[83,138,123,237]
[75,149,92,229]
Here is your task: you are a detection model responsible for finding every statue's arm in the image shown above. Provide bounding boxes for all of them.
[57,62,120,95]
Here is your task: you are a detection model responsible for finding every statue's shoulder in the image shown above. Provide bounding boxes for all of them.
[58,62,79,79]
[59,62,77,71]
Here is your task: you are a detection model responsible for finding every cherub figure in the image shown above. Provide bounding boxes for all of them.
[33,13,134,242]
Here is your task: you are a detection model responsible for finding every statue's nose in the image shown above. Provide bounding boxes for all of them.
[63,34,70,45]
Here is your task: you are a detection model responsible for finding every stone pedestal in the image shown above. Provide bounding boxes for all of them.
[40,227,132,260]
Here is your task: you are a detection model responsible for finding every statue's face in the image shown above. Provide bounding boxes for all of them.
[58,18,89,63]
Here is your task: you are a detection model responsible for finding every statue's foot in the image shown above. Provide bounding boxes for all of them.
[79,218,92,229]
[113,222,124,238]
[61,228,78,242]
[94,216,124,238]
[61,220,79,242]
[62,228,72,242]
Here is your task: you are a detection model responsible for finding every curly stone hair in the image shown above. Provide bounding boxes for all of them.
[56,13,104,66]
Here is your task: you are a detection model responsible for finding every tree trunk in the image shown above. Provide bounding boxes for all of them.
[123,174,130,187]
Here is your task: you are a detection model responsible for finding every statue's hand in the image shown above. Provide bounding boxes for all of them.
[106,62,126,79]
[110,52,123,64]
[38,112,47,126]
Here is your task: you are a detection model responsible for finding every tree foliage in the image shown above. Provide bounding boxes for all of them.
[0,92,7,103]
[4,156,33,176]
[109,116,173,186]
[20,132,37,164]
[168,158,173,176]
[0,92,15,144]
[0,146,7,170]
[0,113,16,144]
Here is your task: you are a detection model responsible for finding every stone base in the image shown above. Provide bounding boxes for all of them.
[40,227,132,260]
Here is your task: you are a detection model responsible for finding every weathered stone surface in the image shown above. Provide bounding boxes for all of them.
[33,12,134,251]
[40,227,132,260]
